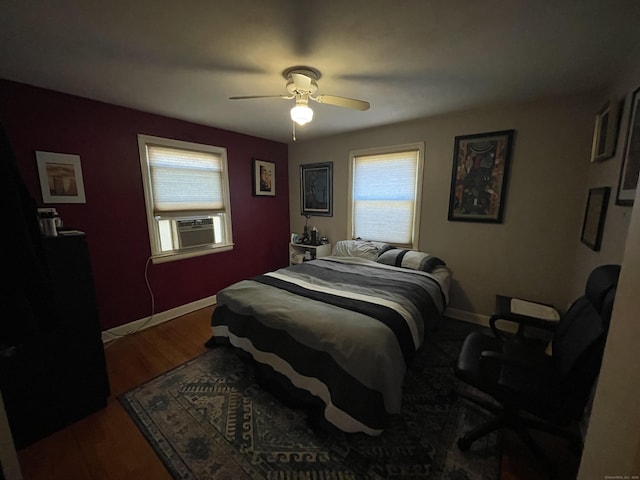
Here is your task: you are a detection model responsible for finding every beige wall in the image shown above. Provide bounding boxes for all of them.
[568,50,639,300]
[577,46,640,479]
[579,159,640,479]
[289,93,625,317]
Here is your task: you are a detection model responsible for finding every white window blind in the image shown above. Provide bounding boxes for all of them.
[352,148,421,246]
[148,145,223,215]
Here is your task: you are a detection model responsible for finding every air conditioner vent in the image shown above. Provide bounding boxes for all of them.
[175,218,214,248]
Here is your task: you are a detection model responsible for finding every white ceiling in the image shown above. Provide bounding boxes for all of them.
[1,1,639,144]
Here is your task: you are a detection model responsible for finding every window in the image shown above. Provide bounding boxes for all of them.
[348,143,424,249]
[138,134,233,263]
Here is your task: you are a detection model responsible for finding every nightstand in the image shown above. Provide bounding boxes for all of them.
[289,242,332,265]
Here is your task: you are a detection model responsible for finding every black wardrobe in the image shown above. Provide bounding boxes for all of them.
[0,122,109,449]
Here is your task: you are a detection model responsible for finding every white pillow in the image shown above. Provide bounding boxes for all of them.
[332,240,391,261]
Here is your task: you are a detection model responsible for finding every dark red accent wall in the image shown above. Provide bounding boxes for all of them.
[1,79,290,331]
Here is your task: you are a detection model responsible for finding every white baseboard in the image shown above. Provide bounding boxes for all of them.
[102,302,507,344]
[101,295,217,343]
[444,307,491,327]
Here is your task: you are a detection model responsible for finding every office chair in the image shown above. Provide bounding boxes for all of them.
[453,264,621,480]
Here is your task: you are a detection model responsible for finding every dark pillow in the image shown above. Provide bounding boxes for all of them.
[376,249,445,273]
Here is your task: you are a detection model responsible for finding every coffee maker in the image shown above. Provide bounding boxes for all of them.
[37,208,62,236]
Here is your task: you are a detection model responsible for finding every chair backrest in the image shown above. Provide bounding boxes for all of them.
[550,265,620,418]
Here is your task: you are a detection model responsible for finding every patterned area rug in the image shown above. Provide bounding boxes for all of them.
[120,318,501,479]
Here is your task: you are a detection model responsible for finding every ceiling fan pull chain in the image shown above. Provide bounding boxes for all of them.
[292,120,296,142]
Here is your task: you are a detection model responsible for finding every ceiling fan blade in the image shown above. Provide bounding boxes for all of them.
[312,95,370,111]
[291,73,312,92]
[229,95,292,100]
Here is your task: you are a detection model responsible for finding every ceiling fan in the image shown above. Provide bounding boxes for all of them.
[229,66,370,139]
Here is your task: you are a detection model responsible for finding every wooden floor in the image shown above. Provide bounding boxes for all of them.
[14,307,579,479]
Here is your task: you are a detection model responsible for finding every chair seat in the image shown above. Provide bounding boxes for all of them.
[456,331,562,421]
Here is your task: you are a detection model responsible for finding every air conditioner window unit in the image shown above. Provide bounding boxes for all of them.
[175,217,215,249]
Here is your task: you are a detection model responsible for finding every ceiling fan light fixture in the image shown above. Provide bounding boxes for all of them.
[290,104,313,125]
[229,66,369,136]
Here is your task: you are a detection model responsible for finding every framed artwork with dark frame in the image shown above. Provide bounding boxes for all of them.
[616,86,640,206]
[447,129,515,223]
[591,99,623,163]
[300,162,332,216]
[581,186,610,251]
[252,158,275,197]
[36,151,86,204]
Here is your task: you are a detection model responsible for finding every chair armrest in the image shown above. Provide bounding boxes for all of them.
[489,312,558,343]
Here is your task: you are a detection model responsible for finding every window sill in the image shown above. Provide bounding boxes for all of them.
[151,244,234,264]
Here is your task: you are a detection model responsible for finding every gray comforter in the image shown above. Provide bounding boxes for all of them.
[211,256,449,435]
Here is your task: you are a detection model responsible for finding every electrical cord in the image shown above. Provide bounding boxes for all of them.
[104,255,155,348]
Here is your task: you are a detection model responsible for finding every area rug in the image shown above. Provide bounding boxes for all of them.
[119,318,501,479]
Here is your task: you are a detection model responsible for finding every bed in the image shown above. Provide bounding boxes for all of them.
[209,240,451,435]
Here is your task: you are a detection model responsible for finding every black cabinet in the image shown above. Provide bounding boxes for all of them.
[0,234,109,449]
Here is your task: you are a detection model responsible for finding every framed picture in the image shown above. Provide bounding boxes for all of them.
[616,86,640,206]
[591,99,623,162]
[253,158,275,196]
[300,162,332,216]
[447,129,515,223]
[581,186,610,251]
[36,151,86,204]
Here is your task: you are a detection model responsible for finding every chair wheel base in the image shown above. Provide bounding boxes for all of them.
[457,437,472,451]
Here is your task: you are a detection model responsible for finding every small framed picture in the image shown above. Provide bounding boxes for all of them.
[581,186,610,251]
[591,99,623,162]
[253,158,275,197]
[300,162,332,216]
[616,86,640,206]
[36,151,86,204]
